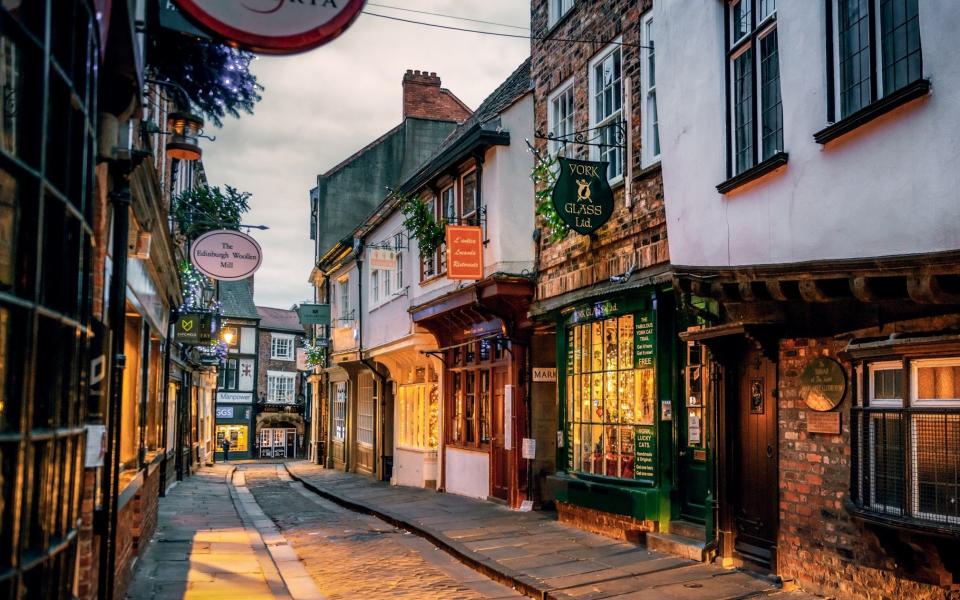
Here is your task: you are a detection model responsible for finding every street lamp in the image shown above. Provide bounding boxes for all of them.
[165,112,204,161]
[221,329,235,346]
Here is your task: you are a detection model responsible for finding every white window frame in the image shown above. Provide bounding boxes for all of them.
[548,0,574,29]
[337,277,350,321]
[441,184,457,224]
[910,358,960,407]
[333,382,346,441]
[868,360,904,407]
[547,78,575,160]
[370,268,380,306]
[588,39,624,184]
[640,11,659,168]
[357,374,376,447]
[395,244,404,292]
[266,370,296,404]
[270,333,295,361]
[460,169,478,219]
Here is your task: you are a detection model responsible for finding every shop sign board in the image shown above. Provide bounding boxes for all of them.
[633,425,656,482]
[190,229,263,281]
[799,356,847,411]
[634,312,655,368]
[369,249,396,270]
[552,157,614,235]
[216,406,234,419]
[217,392,253,404]
[298,303,331,326]
[445,225,484,280]
[807,411,842,434]
[174,311,214,345]
[532,367,557,382]
[521,438,536,460]
[172,0,366,55]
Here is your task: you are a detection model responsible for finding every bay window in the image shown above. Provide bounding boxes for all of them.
[397,369,439,451]
[446,339,501,449]
[589,41,624,182]
[852,355,960,529]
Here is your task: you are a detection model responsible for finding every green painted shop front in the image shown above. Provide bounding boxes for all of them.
[548,287,713,538]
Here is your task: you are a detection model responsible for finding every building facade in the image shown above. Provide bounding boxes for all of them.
[255,306,307,458]
[215,280,260,460]
[657,0,960,595]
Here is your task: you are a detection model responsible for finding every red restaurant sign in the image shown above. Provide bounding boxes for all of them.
[445,225,483,281]
[172,0,366,55]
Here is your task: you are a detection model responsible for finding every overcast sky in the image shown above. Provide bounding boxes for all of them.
[202,2,531,310]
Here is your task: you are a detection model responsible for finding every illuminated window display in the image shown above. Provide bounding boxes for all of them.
[565,310,657,480]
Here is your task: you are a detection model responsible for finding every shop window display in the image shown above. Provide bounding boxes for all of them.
[566,314,656,480]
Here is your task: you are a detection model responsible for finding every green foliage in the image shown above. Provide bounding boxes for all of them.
[529,147,570,243]
[173,185,251,241]
[151,30,263,128]
[400,194,446,258]
[302,340,326,369]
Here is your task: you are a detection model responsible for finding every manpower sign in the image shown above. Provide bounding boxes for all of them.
[190,229,263,281]
[173,0,366,54]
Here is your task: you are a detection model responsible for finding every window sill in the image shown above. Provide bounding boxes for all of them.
[716,152,789,195]
[636,160,662,181]
[850,505,960,539]
[814,79,932,145]
[545,7,576,38]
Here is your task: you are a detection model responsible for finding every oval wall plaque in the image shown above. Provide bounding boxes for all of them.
[799,356,847,412]
[173,0,366,55]
[190,229,263,281]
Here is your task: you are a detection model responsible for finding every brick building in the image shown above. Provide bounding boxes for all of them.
[528,0,702,553]
[657,0,960,595]
[255,306,308,458]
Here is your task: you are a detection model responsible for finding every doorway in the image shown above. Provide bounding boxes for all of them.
[259,427,298,458]
[490,366,509,501]
[731,345,779,567]
[678,340,709,523]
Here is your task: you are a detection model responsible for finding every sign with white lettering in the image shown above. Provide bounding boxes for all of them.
[217,392,253,404]
[551,157,614,235]
[190,229,263,281]
[445,225,483,280]
[216,406,234,419]
[172,0,366,55]
[532,367,557,383]
[521,438,536,459]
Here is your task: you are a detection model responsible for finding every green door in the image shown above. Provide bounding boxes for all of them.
[677,340,709,523]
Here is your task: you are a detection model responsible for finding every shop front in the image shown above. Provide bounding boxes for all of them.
[411,275,533,507]
[547,288,684,539]
[214,402,252,458]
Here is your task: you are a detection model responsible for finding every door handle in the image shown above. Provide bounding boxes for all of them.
[766,444,774,458]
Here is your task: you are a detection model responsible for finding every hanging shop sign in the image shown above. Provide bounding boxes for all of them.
[799,356,847,411]
[190,229,263,282]
[174,311,215,345]
[552,157,614,235]
[298,303,331,326]
[446,225,484,280]
[369,249,397,270]
[172,0,367,55]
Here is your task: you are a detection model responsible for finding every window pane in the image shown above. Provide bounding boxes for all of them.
[760,29,783,160]
[880,0,921,96]
[912,413,960,523]
[761,0,776,19]
[462,172,477,217]
[733,48,755,174]
[872,368,903,401]
[839,0,873,117]
[915,365,960,401]
[869,413,904,512]
[733,0,752,43]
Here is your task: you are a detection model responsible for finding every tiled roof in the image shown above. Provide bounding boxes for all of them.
[257,306,305,334]
[218,279,259,320]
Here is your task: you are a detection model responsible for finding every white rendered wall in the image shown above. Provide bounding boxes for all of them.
[393,447,438,488]
[656,0,960,268]
[444,447,489,500]
[363,208,415,351]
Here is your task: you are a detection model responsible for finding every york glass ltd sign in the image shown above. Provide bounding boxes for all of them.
[173,0,366,55]
[190,229,263,282]
[552,157,614,235]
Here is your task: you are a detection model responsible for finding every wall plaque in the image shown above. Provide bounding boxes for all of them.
[807,411,841,435]
[800,356,847,411]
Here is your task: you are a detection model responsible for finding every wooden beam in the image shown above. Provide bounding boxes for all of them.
[766,280,788,302]
[849,277,877,302]
[799,279,831,302]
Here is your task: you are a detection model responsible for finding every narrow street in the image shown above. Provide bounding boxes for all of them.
[127,464,523,599]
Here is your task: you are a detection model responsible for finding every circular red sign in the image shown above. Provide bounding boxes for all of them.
[173,0,366,55]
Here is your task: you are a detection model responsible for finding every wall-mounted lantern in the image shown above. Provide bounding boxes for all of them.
[165,112,204,161]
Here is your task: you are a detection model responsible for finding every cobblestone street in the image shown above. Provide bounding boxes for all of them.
[127,464,523,599]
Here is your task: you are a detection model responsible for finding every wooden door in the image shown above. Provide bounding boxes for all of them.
[678,342,709,523]
[733,346,779,566]
[490,367,509,501]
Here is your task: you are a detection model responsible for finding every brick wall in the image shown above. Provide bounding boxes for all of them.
[132,467,160,555]
[113,498,136,600]
[75,470,99,600]
[402,70,472,123]
[557,502,655,542]
[777,338,954,599]
[531,0,667,303]
[257,330,303,401]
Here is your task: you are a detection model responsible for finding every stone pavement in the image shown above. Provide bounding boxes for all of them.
[127,465,293,599]
[242,464,524,599]
[287,462,819,600]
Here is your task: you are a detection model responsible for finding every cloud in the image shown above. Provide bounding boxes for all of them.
[201,2,531,309]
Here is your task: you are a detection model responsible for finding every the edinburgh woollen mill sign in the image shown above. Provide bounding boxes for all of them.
[191,229,263,281]
[552,157,614,235]
[173,0,367,55]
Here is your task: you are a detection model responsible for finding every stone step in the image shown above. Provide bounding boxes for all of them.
[645,531,708,562]
[669,519,706,541]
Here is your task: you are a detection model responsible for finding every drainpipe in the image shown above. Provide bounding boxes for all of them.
[356,252,389,481]
[159,314,174,496]
[98,174,131,600]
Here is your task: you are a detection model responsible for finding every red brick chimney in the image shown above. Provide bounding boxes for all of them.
[402,70,472,123]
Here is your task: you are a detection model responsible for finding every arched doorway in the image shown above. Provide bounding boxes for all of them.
[255,413,305,458]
